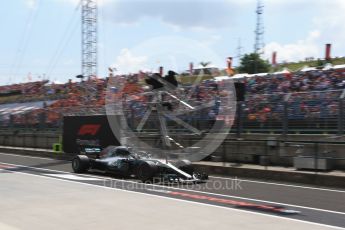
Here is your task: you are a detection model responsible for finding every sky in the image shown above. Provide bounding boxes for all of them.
[1,0,345,85]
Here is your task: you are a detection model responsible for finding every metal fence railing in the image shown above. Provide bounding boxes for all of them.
[0,90,345,135]
[233,90,345,135]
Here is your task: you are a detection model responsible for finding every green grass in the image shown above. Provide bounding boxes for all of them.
[272,57,345,72]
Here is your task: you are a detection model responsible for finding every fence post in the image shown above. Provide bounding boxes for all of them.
[314,142,319,172]
[39,112,47,130]
[338,90,345,135]
[283,93,291,138]
[236,101,243,138]
[9,115,14,129]
[25,114,29,130]
[283,101,288,137]
[264,141,268,170]
[222,140,226,166]
[338,99,344,135]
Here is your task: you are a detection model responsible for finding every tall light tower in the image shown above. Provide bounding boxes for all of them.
[81,0,97,79]
[254,0,264,55]
[235,38,243,65]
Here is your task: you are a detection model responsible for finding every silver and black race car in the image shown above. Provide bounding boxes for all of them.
[72,146,208,183]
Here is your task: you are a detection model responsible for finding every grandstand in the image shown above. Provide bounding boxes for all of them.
[0,64,344,135]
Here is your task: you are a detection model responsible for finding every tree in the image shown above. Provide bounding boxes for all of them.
[237,53,271,74]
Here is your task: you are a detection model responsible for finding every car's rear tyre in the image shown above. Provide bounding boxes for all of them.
[72,155,90,173]
[175,159,194,176]
[137,161,157,182]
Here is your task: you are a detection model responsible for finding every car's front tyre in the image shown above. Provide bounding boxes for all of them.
[174,159,194,176]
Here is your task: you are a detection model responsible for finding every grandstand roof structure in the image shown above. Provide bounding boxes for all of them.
[300,66,317,72]
[273,68,290,75]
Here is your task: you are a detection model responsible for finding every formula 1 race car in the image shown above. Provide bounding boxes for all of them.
[72,146,208,183]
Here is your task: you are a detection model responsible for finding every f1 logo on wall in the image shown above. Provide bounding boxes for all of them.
[62,115,121,153]
[78,124,101,136]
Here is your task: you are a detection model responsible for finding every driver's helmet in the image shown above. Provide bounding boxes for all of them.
[115,146,131,155]
[137,151,149,157]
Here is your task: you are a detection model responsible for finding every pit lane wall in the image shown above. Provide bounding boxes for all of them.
[0,144,343,188]
[0,130,58,149]
[0,130,344,170]
[138,134,345,170]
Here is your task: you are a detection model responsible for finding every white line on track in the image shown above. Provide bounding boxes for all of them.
[43,173,104,181]
[2,168,344,230]
[210,176,345,193]
[0,152,61,161]
[1,161,344,216]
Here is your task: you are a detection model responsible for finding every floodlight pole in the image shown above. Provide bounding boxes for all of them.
[254,0,264,55]
[81,0,98,79]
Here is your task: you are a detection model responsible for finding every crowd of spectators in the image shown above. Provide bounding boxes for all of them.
[0,77,108,127]
[1,67,345,129]
[239,68,345,122]
[245,69,345,94]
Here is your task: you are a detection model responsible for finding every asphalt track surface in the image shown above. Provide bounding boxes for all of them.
[0,152,344,229]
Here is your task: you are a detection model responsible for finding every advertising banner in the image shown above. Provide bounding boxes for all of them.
[63,115,120,153]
